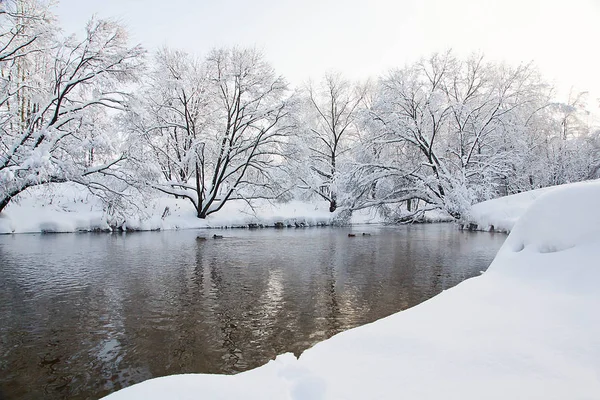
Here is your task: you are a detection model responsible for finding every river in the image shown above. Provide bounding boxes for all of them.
[0,224,505,399]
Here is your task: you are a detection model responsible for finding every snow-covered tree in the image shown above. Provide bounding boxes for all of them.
[292,73,366,212]
[354,52,550,219]
[545,91,597,185]
[127,47,294,218]
[0,0,145,213]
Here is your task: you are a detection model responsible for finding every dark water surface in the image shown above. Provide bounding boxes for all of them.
[0,224,505,399]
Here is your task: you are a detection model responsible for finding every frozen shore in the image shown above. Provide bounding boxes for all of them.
[464,185,559,232]
[103,180,600,399]
[0,184,451,234]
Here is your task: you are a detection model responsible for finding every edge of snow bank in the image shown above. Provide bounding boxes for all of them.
[465,184,563,233]
[0,185,452,234]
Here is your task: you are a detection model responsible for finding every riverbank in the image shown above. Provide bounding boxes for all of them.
[0,184,451,234]
[104,180,600,399]
[464,185,560,232]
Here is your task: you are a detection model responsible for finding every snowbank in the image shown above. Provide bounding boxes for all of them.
[104,180,600,399]
[0,184,359,234]
[0,184,450,234]
[0,184,110,234]
[120,198,339,231]
[466,185,558,232]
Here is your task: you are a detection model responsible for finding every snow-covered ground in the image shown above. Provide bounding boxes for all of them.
[103,181,600,399]
[465,185,559,232]
[0,184,450,234]
[0,184,350,233]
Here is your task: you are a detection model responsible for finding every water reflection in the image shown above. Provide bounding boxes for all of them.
[0,225,505,399]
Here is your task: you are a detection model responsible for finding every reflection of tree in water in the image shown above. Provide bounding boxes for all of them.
[201,239,272,373]
[128,238,221,377]
[310,233,343,342]
[208,252,244,370]
[192,242,204,289]
[324,262,342,337]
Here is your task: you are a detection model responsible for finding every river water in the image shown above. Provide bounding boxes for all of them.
[0,224,505,399]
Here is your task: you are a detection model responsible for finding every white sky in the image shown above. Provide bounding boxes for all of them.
[55,0,600,106]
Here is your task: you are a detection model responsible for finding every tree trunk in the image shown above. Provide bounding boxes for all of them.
[195,161,203,217]
[329,197,337,212]
[0,188,24,214]
[0,197,11,214]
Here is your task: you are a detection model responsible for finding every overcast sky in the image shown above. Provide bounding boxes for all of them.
[54,0,600,103]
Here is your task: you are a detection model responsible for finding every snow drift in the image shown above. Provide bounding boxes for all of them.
[465,185,556,232]
[104,180,600,399]
[0,183,447,234]
[0,184,358,234]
